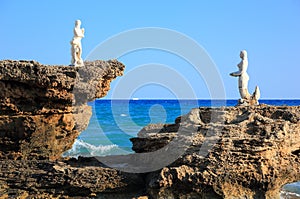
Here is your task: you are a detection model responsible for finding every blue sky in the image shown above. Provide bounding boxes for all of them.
[1,1,300,99]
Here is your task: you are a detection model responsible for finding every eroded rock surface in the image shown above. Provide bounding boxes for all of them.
[0,157,145,198]
[0,102,299,198]
[0,60,148,199]
[1,60,299,198]
[131,105,300,199]
[0,60,125,160]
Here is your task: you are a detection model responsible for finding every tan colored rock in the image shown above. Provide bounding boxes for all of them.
[0,60,125,160]
[1,60,299,198]
[0,158,144,198]
[131,105,300,198]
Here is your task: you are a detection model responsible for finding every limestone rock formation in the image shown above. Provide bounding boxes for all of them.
[0,157,144,199]
[0,99,299,198]
[0,60,125,160]
[1,59,299,198]
[131,105,300,198]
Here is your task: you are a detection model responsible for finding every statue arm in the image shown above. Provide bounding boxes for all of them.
[230,71,241,76]
[74,28,85,38]
[230,60,248,76]
[230,61,242,76]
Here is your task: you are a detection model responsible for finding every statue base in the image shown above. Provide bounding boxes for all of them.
[237,98,259,106]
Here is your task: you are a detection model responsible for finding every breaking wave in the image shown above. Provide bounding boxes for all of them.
[63,139,118,158]
[281,182,300,199]
[280,190,300,199]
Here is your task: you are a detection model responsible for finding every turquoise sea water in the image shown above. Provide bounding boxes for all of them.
[64,99,300,157]
[63,99,300,198]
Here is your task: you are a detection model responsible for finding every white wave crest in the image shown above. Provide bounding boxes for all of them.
[280,190,300,199]
[63,139,118,157]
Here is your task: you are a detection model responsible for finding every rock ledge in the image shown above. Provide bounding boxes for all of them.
[0,60,125,160]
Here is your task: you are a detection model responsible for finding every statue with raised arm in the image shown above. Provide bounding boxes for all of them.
[70,20,85,67]
[230,50,260,105]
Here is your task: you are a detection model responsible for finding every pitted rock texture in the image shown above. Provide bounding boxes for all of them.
[1,60,299,198]
[0,60,125,160]
[0,158,145,199]
[131,105,300,199]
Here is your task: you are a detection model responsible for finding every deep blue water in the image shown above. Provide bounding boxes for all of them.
[63,99,300,198]
[64,99,300,157]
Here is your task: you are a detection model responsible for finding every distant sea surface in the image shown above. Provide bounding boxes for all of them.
[63,99,300,198]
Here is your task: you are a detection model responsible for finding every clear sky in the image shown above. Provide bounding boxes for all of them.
[1,0,300,99]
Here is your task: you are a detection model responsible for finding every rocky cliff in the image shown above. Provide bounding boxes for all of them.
[0,60,146,199]
[0,60,125,160]
[1,60,300,199]
[131,105,300,199]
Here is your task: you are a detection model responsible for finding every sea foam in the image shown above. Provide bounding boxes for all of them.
[63,139,118,158]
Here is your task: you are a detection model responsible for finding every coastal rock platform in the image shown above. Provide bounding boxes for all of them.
[1,104,299,198]
[131,105,300,198]
[0,157,145,199]
[0,60,299,199]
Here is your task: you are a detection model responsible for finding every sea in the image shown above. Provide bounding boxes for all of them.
[63,99,300,198]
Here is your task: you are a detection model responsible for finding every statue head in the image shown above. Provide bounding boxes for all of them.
[240,50,247,59]
[75,20,81,27]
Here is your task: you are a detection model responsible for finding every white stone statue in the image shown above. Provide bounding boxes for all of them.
[230,50,260,105]
[70,20,85,66]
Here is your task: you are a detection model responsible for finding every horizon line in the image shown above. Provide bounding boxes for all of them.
[95,98,300,100]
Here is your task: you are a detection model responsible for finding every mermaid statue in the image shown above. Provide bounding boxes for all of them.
[230,50,260,105]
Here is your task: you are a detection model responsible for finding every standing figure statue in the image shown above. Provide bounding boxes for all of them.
[230,50,260,105]
[70,20,85,66]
